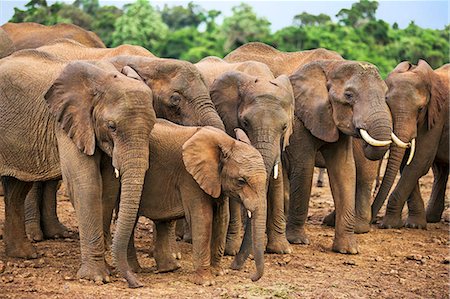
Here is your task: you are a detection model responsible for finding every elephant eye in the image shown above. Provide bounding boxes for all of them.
[107,121,117,132]
[282,123,288,132]
[170,93,182,107]
[344,91,354,101]
[237,177,247,187]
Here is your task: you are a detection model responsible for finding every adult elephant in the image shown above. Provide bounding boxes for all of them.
[24,42,225,242]
[2,22,105,50]
[371,61,449,228]
[225,42,388,234]
[283,60,392,253]
[195,57,295,254]
[0,49,156,287]
[124,121,267,285]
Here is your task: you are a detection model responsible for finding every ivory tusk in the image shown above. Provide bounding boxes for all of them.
[273,162,279,179]
[247,210,252,219]
[360,129,392,147]
[391,132,411,148]
[406,138,416,165]
[114,168,120,178]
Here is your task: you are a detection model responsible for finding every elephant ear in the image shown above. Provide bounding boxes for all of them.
[234,128,251,145]
[183,127,233,198]
[270,74,295,150]
[392,61,413,73]
[414,60,447,130]
[210,71,254,137]
[45,61,107,155]
[290,62,339,143]
[121,65,144,82]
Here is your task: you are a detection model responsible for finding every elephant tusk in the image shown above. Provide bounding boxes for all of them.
[360,129,392,147]
[273,162,279,179]
[391,132,411,148]
[247,210,252,219]
[114,168,120,178]
[406,138,416,165]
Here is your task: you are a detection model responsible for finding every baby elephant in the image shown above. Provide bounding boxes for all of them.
[126,120,267,286]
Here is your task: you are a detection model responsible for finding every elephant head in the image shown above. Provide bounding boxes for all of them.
[44,61,156,288]
[210,70,295,179]
[290,60,393,160]
[371,60,448,220]
[108,55,225,131]
[182,127,267,281]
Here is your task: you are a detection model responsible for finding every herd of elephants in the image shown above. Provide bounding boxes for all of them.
[0,22,448,289]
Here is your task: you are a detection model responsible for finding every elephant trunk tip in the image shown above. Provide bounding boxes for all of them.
[125,270,143,288]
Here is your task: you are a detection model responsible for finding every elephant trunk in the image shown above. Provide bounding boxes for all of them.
[361,110,392,161]
[111,147,149,288]
[371,143,406,222]
[252,131,280,181]
[194,94,225,131]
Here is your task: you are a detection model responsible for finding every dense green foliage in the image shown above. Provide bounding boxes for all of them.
[9,0,449,76]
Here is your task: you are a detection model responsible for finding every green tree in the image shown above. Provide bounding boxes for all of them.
[220,3,271,52]
[112,0,168,55]
[293,12,331,27]
[336,0,378,27]
[160,2,205,30]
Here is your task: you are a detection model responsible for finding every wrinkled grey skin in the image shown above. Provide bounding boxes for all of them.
[195,57,295,255]
[225,42,389,235]
[0,50,156,288]
[117,120,267,285]
[0,27,14,58]
[371,61,449,229]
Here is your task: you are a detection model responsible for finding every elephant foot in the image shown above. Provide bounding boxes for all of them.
[354,219,371,234]
[224,234,242,256]
[6,239,38,259]
[42,220,72,239]
[155,255,181,273]
[103,232,112,250]
[380,214,404,229]
[266,233,292,254]
[25,222,44,242]
[426,210,443,223]
[286,226,310,245]
[322,211,336,227]
[405,215,427,229]
[332,234,358,254]
[192,267,215,286]
[211,265,225,276]
[77,262,111,284]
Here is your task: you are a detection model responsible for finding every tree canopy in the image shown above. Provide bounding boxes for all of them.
[9,0,449,76]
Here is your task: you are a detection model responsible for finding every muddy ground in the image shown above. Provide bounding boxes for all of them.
[0,168,448,298]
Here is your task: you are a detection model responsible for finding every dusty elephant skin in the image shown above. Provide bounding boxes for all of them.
[0,49,156,288]
[371,61,449,229]
[0,27,14,58]
[116,120,267,285]
[196,57,295,255]
[225,42,391,236]
[2,22,105,50]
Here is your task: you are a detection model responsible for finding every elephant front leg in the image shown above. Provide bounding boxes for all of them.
[426,162,448,223]
[101,159,120,250]
[40,180,71,239]
[405,183,427,229]
[225,199,243,255]
[321,138,358,254]
[211,197,229,276]
[285,150,315,245]
[3,177,36,258]
[266,166,291,254]
[154,221,181,273]
[24,182,44,242]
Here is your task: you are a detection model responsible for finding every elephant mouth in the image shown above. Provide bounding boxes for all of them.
[358,128,391,161]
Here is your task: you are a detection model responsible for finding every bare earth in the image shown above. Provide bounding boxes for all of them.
[0,168,448,298]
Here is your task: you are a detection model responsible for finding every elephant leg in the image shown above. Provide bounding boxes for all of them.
[101,158,120,250]
[322,210,336,227]
[25,182,44,242]
[40,180,70,239]
[316,168,326,187]
[266,165,291,254]
[189,197,214,286]
[167,220,181,260]
[154,221,181,273]
[225,198,243,255]
[2,176,36,258]
[405,183,427,229]
[285,157,315,244]
[426,162,449,223]
[57,132,109,282]
[321,137,358,254]
[211,197,229,275]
